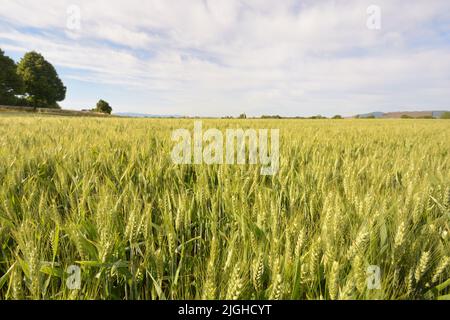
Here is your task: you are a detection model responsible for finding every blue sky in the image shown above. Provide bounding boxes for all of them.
[1,0,449,117]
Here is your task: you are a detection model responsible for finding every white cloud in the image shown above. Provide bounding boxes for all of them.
[0,0,449,116]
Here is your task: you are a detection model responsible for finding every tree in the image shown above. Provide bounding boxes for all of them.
[440,112,450,119]
[332,115,343,119]
[17,51,66,108]
[239,113,247,119]
[94,99,112,114]
[0,49,24,105]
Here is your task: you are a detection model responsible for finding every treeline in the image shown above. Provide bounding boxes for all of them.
[400,113,450,119]
[356,114,450,119]
[0,49,66,108]
[222,114,344,119]
[222,113,450,120]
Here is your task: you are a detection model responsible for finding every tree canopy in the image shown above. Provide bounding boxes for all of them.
[17,51,66,108]
[94,99,113,114]
[0,49,24,105]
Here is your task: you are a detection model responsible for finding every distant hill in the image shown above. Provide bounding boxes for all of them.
[357,112,385,118]
[114,112,183,118]
[355,110,449,119]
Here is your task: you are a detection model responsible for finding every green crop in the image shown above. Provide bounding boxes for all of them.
[0,117,449,300]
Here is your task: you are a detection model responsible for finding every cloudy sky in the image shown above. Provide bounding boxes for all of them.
[0,0,449,116]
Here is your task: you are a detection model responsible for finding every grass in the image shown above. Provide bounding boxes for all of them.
[0,116,449,300]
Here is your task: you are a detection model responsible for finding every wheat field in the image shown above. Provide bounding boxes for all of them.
[0,116,449,300]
